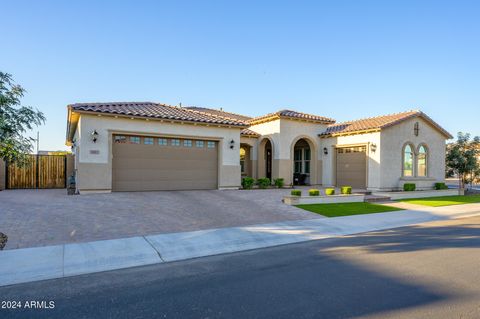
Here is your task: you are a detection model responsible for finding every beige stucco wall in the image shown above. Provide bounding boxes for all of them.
[249,119,328,185]
[0,160,5,190]
[380,117,447,191]
[75,114,242,192]
[320,132,381,189]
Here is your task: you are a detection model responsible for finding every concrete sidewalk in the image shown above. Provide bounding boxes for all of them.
[1,203,480,287]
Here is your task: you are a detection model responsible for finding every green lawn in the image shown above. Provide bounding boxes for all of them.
[399,195,480,207]
[295,202,404,218]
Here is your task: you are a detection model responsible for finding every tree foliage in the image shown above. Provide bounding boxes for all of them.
[0,72,45,164]
[446,132,480,188]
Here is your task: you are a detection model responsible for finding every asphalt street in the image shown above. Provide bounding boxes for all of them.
[1,216,480,319]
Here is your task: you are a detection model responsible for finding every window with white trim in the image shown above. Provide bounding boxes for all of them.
[171,139,180,146]
[403,144,414,177]
[144,137,154,145]
[184,140,192,147]
[417,145,428,177]
[129,136,140,144]
[196,140,204,148]
[207,141,215,148]
[158,138,168,146]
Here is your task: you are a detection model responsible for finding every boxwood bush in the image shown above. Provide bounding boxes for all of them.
[257,178,271,189]
[291,189,302,196]
[274,178,285,188]
[309,189,320,196]
[403,183,416,191]
[241,177,255,189]
[434,182,448,190]
[340,186,352,194]
[325,188,335,196]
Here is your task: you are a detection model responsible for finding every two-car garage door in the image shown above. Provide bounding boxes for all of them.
[336,146,367,189]
[112,134,218,191]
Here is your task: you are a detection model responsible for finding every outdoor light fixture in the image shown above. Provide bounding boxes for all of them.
[230,139,235,149]
[323,147,328,155]
[91,130,99,143]
[371,143,377,153]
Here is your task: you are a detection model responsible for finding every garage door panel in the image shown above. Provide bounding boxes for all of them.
[336,148,367,189]
[112,136,218,191]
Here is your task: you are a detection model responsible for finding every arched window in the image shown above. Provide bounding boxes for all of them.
[417,145,428,177]
[403,144,414,177]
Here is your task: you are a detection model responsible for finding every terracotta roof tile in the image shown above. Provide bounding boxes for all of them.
[240,128,260,137]
[68,102,248,127]
[248,109,335,125]
[320,110,452,138]
[185,106,252,121]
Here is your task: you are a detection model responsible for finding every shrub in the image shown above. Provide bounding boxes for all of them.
[241,177,255,189]
[309,189,320,196]
[291,189,302,196]
[325,188,335,196]
[257,178,271,189]
[434,182,448,190]
[274,178,285,188]
[403,183,416,191]
[340,186,352,195]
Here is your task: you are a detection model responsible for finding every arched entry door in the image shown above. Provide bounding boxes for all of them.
[265,140,272,180]
[293,139,311,185]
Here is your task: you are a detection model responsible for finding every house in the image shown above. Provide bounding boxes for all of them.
[65,102,452,194]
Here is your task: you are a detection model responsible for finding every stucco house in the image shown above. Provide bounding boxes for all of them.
[65,102,452,194]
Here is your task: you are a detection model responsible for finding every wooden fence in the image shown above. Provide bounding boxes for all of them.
[6,155,67,189]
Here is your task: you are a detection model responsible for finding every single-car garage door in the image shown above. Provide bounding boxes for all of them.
[112,134,218,191]
[336,146,367,189]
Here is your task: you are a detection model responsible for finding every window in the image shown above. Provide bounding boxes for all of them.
[196,140,204,148]
[129,136,140,144]
[417,145,427,177]
[294,148,311,174]
[207,141,215,148]
[114,135,127,143]
[403,144,414,177]
[158,138,168,146]
[171,139,180,146]
[183,140,192,147]
[144,137,154,145]
[240,147,246,174]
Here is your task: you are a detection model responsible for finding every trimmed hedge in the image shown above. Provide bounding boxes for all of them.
[241,177,255,189]
[403,183,416,191]
[325,188,335,196]
[434,182,448,190]
[309,189,320,196]
[257,178,271,189]
[340,186,352,195]
[274,178,285,188]
[291,189,302,196]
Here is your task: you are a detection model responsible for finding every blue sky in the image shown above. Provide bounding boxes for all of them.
[2,0,479,151]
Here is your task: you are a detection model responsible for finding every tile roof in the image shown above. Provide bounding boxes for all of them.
[185,106,252,121]
[248,109,336,125]
[320,110,452,138]
[240,128,260,137]
[68,102,248,127]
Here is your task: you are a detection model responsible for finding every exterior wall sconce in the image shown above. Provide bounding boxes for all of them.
[91,130,99,143]
[371,143,377,153]
[230,139,235,149]
[323,147,328,155]
[414,122,420,136]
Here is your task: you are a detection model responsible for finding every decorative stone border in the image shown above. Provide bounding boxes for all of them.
[284,194,365,205]
[372,189,464,200]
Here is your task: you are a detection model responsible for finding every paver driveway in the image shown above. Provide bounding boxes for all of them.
[0,189,319,250]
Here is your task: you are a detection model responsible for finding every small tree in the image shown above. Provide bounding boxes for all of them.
[446,132,480,190]
[0,72,45,164]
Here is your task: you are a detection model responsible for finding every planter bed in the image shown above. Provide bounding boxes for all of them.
[372,189,463,200]
[284,194,365,205]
